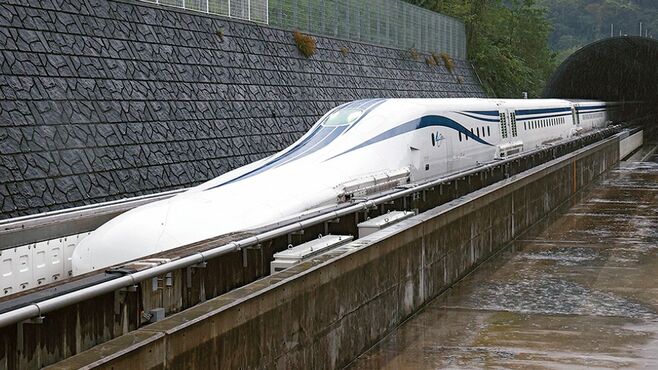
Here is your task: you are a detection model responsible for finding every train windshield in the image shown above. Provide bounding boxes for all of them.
[321,108,364,127]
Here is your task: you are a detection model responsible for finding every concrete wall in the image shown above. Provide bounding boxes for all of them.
[0,0,484,220]
[619,130,643,159]
[43,134,621,369]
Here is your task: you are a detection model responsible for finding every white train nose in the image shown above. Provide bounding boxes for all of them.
[71,201,175,275]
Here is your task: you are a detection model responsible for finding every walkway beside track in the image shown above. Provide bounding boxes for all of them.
[349,145,658,369]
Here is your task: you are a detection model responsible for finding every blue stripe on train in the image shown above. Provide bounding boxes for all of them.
[327,115,493,162]
[516,107,572,116]
[204,99,386,191]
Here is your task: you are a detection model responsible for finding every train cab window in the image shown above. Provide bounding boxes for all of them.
[321,108,364,127]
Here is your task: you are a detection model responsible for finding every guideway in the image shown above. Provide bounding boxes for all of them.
[349,143,658,369]
[39,129,632,369]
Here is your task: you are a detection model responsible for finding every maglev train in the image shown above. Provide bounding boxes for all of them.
[72,98,613,274]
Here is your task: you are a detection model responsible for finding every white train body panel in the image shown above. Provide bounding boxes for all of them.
[72,98,611,274]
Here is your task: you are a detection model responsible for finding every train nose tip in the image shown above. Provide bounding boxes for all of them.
[71,201,173,275]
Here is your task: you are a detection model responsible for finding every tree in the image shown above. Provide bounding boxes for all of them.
[406,0,557,97]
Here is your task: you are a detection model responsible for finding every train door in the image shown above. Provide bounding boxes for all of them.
[498,110,511,142]
[571,107,580,125]
[508,110,518,139]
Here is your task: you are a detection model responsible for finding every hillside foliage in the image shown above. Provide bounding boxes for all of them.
[406,0,556,98]
[538,0,658,61]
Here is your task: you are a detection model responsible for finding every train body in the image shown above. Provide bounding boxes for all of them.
[72,98,612,274]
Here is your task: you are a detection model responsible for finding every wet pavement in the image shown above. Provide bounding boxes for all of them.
[349,153,658,369]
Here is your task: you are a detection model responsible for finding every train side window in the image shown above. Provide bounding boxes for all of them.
[459,131,462,141]
[487,126,491,136]
[476,127,480,137]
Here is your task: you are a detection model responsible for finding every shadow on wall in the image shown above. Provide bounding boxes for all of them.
[543,36,658,123]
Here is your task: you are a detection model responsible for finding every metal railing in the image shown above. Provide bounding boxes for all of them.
[140,0,466,59]
[140,0,269,23]
[268,0,467,59]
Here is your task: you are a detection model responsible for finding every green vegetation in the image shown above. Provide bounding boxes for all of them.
[408,47,421,61]
[440,52,455,73]
[293,31,317,58]
[406,0,556,98]
[538,0,658,62]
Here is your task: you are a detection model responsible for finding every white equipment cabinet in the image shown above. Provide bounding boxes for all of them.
[357,211,416,238]
[270,235,353,274]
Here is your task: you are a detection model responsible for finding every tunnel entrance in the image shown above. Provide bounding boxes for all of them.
[543,36,658,126]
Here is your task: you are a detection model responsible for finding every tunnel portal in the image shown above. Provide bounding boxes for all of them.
[543,36,658,123]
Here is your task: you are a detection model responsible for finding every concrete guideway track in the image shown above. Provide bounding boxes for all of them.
[349,147,658,369]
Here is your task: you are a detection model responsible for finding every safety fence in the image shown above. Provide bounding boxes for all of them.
[269,0,466,58]
[140,0,466,58]
[140,0,269,23]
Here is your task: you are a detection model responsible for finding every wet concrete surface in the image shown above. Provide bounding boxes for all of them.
[349,156,658,369]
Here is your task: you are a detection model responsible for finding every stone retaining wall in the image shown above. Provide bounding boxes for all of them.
[0,0,484,219]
